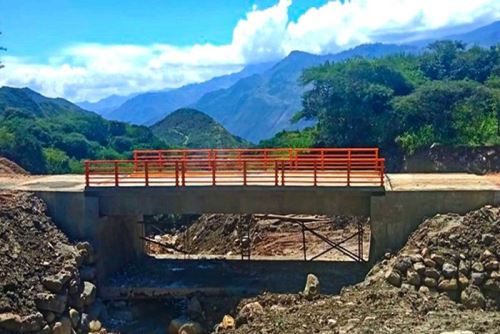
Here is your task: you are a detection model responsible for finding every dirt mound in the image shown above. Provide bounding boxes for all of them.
[0,157,29,175]
[0,191,104,333]
[147,214,369,260]
[217,206,500,333]
[0,191,73,316]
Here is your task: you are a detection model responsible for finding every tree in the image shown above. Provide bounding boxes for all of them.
[419,41,499,82]
[394,80,498,153]
[298,58,412,148]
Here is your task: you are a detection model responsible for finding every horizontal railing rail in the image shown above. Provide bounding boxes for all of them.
[85,148,385,187]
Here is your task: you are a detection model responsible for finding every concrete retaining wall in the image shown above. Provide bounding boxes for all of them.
[369,190,500,262]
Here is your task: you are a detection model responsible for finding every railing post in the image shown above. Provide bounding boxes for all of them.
[145,161,149,186]
[85,161,90,187]
[238,151,242,170]
[243,161,247,186]
[347,150,351,187]
[181,161,186,186]
[295,148,298,170]
[175,161,179,187]
[313,161,317,186]
[321,150,325,170]
[380,159,385,187]
[133,151,138,172]
[263,149,268,169]
[274,161,278,186]
[114,162,119,187]
[212,160,216,186]
[281,161,285,186]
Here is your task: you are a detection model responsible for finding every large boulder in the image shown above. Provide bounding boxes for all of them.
[69,308,80,328]
[461,285,486,309]
[236,302,264,326]
[179,321,203,334]
[406,269,421,286]
[303,274,320,300]
[442,263,458,279]
[394,257,412,274]
[88,319,102,332]
[385,270,402,287]
[0,312,44,333]
[41,270,72,294]
[81,281,97,306]
[76,242,97,265]
[35,293,67,314]
[168,317,189,334]
[52,317,72,334]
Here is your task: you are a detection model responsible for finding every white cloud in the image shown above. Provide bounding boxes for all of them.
[1,0,499,102]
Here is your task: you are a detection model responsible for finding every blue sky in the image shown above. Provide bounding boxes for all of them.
[0,0,499,102]
[0,0,327,60]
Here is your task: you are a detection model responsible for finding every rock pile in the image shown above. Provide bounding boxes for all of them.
[219,206,500,334]
[384,205,499,309]
[0,191,107,333]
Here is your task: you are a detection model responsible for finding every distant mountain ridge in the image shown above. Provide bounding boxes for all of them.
[77,93,138,115]
[194,43,419,142]
[151,108,249,148]
[413,20,500,48]
[106,62,275,125]
[93,20,500,142]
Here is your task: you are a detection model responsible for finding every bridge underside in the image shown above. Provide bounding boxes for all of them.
[87,186,384,216]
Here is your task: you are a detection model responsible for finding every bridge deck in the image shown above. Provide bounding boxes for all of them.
[1,173,498,192]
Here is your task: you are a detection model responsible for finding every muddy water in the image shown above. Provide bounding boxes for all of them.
[103,257,370,333]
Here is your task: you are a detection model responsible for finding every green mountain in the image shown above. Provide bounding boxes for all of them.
[151,108,249,148]
[0,87,166,173]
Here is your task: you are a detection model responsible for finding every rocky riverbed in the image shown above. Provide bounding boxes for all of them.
[210,205,500,333]
[0,191,107,334]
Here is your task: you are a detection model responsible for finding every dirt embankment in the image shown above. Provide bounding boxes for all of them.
[147,214,369,261]
[0,191,106,334]
[0,158,29,176]
[214,205,499,334]
[404,145,500,174]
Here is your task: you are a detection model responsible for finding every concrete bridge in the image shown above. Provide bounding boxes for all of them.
[1,148,499,295]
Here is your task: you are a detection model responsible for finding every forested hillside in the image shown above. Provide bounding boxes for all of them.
[266,41,499,160]
[0,87,166,173]
[151,108,249,148]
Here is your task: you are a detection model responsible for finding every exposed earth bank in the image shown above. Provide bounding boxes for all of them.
[213,205,500,334]
[0,191,107,334]
[147,214,369,261]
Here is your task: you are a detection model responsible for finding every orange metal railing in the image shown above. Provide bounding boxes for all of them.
[84,148,385,187]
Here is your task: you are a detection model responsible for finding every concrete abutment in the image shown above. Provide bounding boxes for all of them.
[36,191,145,283]
[369,190,500,262]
